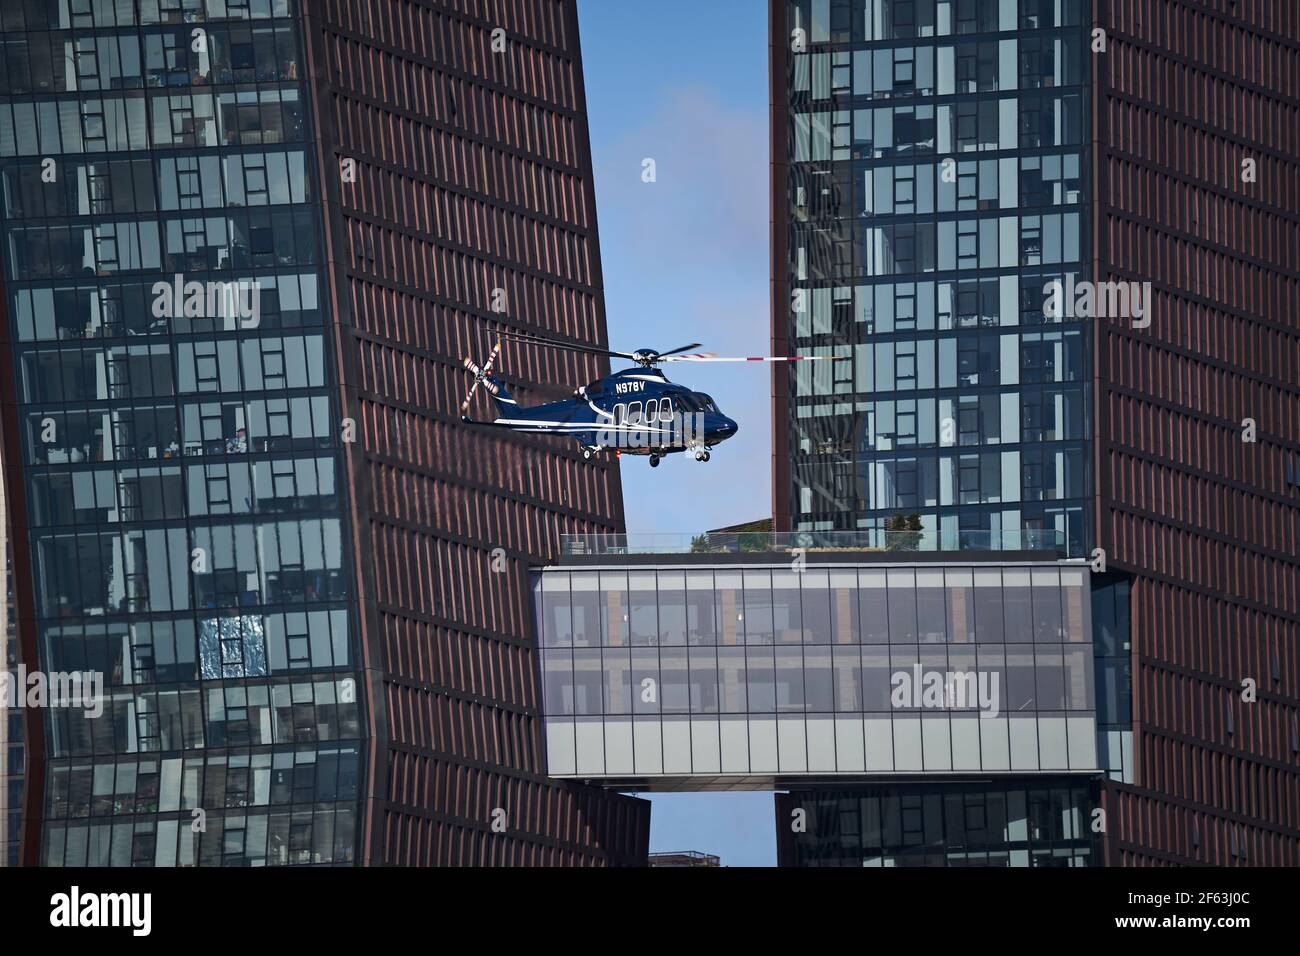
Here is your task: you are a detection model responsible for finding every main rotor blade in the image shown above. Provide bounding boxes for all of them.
[654,343,703,358]
[659,353,849,363]
[493,327,638,361]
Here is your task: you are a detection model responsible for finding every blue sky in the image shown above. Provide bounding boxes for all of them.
[578,0,772,538]
[577,0,778,866]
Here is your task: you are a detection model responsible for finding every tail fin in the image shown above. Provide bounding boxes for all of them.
[460,342,515,421]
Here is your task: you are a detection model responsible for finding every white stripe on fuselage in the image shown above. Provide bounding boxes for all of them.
[493,419,682,432]
[488,416,686,434]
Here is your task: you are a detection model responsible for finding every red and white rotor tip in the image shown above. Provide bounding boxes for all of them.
[460,341,502,414]
[659,352,848,363]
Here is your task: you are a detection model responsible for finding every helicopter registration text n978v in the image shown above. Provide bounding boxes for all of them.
[459,326,845,467]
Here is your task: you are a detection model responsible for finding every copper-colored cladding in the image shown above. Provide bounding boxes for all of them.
[298,0,648,865]
[1093,0,1300,864]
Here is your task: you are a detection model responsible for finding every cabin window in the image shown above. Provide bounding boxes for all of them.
[613,403,626,424]
[659,398,674,421]
[627,401,642,425]
[644,399,658,423]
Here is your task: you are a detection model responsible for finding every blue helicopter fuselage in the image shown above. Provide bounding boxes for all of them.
[471,367,738,456]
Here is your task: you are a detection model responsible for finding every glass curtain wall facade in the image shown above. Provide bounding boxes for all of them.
[535,561,1098,785]
[0,474,23,866]
[0,0,362,866]
[775,0,1093,557]
[775,780,1099,866]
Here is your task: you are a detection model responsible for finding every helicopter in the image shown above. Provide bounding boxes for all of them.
[459,326,844,467]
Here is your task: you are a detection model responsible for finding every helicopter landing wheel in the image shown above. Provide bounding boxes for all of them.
[702,450,711,462]
[694,449,709,462]
[649,455,661,468]
[582,447,594,461]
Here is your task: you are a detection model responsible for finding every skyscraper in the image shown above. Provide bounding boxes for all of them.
[301,0,647,866]
[0,0,646,867]
[770,0,1298,865]
[773,0,1091,557]
[1089,0,1299,866]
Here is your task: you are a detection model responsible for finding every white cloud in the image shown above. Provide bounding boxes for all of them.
[591,86,774,534]
[596,86,768,279]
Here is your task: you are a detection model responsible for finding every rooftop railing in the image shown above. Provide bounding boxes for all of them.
[560,528,1065,556]
[647,850,722,866]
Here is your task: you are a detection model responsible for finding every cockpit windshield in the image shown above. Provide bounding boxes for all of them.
[676,392,719,414]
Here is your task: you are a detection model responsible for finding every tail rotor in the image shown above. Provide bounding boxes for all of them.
[460,340,502,421]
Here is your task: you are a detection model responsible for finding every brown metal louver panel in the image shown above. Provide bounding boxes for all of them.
[1093,0,1300,865]
[298,0,648,865]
